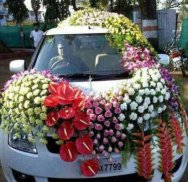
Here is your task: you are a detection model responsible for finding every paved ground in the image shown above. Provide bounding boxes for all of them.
[0,50,188,182]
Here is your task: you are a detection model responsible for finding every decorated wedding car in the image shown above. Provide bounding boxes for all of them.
[0,9,188,182]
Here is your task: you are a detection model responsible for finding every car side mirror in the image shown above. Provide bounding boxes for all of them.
[9,60,26,73]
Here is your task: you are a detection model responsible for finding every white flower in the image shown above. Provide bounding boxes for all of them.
[144,113,150,120]
[150,81,156,87]
[156,87,161,92]
[153,96,158,103]
[129,112,137,120]
[158,95,164,103]
[130,102,138,110]
[128,88,135,95]
[161,88,167,95]
[138,106,145,113]
[133,83,141,90]
[142,82,149,88]
[118,113,126,121]
[165,92,170,100]
[139,89,145,96]
[143,102,148,109]
[148,105,154,112]
[137,117,143,124]
[151,111,157,118]
[157,107,163,114]
[144,88,150,95]
[150,89,156,95]
[34,97,42,104]
[144,97,151,105]
[119,123,125,130]
[127,123,134,130]
[161,79,165,84]
[163,105,167,111]
[120,103,127,110]
[135,96,143,104]
[157,82,163,89]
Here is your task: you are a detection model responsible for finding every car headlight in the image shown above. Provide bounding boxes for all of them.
[8,132,37,154]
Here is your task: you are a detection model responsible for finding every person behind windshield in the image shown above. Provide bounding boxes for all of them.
[49,41,88,73]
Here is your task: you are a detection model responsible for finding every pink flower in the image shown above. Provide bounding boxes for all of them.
[115,123,121,130]
[114,108,121,114]
[104,130,109,136]
[100,99,106,105]
[95,124,103,131]
[109,129,114,136]
[93,101,99,108]
[103,138,109,144]
[118,141,124,148]
[111,136,117,143]
[89,114,96,121]
[105,103,112,110]
[95,107,103,115]
[116,131,121,138]
[121,133,127,140]
[85,101,92,109]
[97,114,105,122]
[89,131,94,137]
[113,101,119,108]
[96,133,101,139]
[104,110,112,118]
[99,145,105,152]
[112,117,118,124]
[104,120,110,127]
[87,109,94,115]
[89,122,94,129]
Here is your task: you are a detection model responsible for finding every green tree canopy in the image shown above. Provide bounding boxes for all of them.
[5,0,28,25]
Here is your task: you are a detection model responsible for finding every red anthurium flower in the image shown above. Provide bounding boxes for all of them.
[46,111,59,127]
[43,95,59,107]
[57,121,74,140]
[59,107,76,119]
[73,112,90,130]
[76,134,93,155]
[48,82,59,95]
[74,88,84,99]
[80,159,99,177]
[72,97,85,111]
[57,82,75,103]
[60,142,78,162]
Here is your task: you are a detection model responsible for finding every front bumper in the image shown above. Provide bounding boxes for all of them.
[0,130,188,182]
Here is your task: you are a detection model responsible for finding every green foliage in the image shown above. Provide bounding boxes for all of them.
[5,0,28,24]
[60,8,154,53]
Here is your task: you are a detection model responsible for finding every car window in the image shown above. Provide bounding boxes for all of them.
[33,34,126,79]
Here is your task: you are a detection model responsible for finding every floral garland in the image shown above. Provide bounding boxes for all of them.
[59,8,154,54]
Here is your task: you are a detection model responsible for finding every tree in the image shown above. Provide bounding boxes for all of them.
[43,0,59,23]
[58,0,70,20]
[4,0,28,25]
[31,0,41,23]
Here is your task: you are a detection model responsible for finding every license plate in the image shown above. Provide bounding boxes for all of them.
[99,154,122,173]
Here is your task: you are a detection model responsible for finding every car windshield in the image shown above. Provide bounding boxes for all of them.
[33,34,127,80]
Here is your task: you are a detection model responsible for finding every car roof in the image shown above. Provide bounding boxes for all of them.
[46,26,109,35]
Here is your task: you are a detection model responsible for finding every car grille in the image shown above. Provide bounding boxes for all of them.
[48,173,147,182]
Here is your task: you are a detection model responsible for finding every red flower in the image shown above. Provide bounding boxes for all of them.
[46,111,59,127]
[72,97,85,111]
[48,82,59,95]
[76,135,93,155]
[59,107,76,119]
[80,159,99,176]
[74,88,84,98]
[43,95,59,107]
[57,121,74,140]
[60,142,78,162]
[57,82,75,105]
[73,112,90,130]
